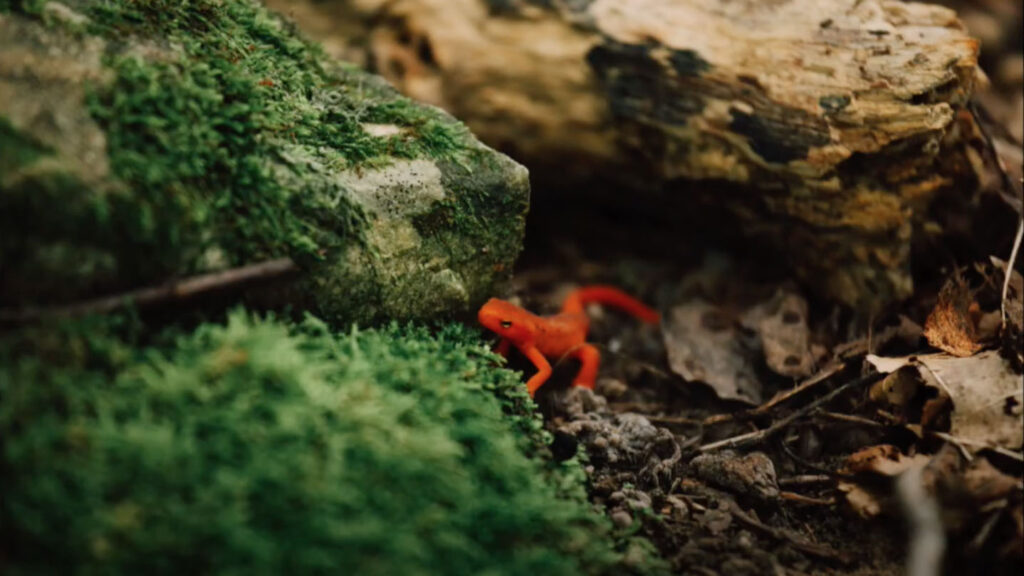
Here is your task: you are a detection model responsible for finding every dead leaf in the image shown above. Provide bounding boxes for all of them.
[841,444,930,476]
[865,354,914,374]
[962,457,1022,504]
[867,352,1024,449]
[919,351,1023,449]
[838,445,930,519]
[743,290,815,378]
[837,481,883,519]
[663,300,762,403]
[991,256,1023,366]
[924,273,984,357]
[869,366,923,408]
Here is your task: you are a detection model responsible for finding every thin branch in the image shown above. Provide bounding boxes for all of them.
[929,431,1024,462]
[0,258,299,324]
[778,474,833,488]
[701,362,846,427]
[1001,216,1023,328]
[897,464,945,576]
[779,491,836,506]
[698,372,883,452]
[727,501,850,563]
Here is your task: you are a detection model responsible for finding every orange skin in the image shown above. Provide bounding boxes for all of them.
[478,286,660,397]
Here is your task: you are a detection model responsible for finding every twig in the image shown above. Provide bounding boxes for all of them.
[779,491,836,506]
[0,258,299,324]
[971,100,1024,331]
[967,501,1007,555]
[930,431,1024,462]
[646,415,704,426]
[727,501,851,563]
[897,464,945,576]
[1001,216,1023,329]
[698,372,883,452]
[778,474,833,487]
[778,435,854,478]
[931,431,974,462]
[817,411,885,428]
[701,362,845,426]
[752,362,847,416]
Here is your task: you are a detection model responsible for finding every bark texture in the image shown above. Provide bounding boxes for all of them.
[270,0,982,307]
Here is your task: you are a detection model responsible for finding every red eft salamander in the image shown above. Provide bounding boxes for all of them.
[477,285,660,396]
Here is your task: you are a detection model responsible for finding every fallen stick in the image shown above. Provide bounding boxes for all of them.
[698,372,884,452]
[702,361,846,427]
[0,258,299,324]
[728,500,851,564]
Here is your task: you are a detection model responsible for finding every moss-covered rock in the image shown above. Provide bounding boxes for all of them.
[0,1,529,324]
[0,311,663,575]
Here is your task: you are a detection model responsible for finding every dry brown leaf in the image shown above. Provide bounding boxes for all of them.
[920,351,1023,449]
[662,300,762,404]
[869,366,923,408]
[866,352,1024,449]
[841,444,930,476]
[961,457,1023,504]
[865,354,916,374]
[923,273,984,357]
[837,481,883,519]
[837,445,930,519]
[743,290,815,378]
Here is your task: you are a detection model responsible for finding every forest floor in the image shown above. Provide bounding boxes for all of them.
[484,1,1023,573]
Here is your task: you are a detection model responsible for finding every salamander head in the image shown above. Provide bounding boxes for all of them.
[478,298,534,342]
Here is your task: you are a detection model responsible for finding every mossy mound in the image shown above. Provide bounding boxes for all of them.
[0,0,528,323]
[0,312,662,575]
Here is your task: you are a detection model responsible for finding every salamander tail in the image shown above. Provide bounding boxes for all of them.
[560,285,660,323]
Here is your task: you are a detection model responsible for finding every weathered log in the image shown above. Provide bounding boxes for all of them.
[269,0,983,308]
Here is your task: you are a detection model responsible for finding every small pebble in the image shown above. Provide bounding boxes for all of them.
[596,377,628,399]
[611,509,634,529]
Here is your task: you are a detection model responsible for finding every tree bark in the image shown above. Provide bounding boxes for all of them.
[271,0,982,307]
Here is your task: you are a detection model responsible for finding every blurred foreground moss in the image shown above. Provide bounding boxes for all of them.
[0,312,662,575]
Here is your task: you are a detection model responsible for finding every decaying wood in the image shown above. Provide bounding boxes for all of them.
[271,0,982,307]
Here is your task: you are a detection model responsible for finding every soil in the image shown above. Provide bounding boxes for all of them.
[493,1,1024,570]
[502,242,1020,575]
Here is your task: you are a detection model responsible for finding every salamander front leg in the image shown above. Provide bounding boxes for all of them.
[521,345,552,397]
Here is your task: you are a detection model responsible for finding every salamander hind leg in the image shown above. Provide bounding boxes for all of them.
[570,344,601,389]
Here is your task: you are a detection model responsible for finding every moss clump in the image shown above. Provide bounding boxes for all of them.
[0,117,51,173]
[0,311,661,575]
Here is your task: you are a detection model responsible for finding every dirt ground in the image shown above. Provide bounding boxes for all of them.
[500,242,1020,575]
[482,1,1024,572]
[267,0,1024,572]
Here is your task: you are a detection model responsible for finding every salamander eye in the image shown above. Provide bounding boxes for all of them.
[500,320,513,329]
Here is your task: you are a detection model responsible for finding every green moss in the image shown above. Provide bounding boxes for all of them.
[0,117,52,174]
[0,0,47,15]
[412,156,530,305]
[84,0,478,168]
[0,311,662,575]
